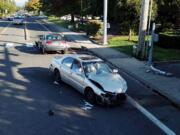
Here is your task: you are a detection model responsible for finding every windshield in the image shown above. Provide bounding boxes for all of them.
[82,61,112,75]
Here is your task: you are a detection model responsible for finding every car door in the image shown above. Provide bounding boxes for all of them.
[60,57,74,84]
[71,60,85,93]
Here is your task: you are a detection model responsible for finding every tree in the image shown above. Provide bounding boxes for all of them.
[40,0,81,22]
[25,0,42,13]
[157,0,180,30]
[0,0,17,16]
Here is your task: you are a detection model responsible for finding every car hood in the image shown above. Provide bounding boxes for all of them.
[88,72,127,93]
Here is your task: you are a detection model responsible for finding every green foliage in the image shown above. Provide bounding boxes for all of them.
[108,36,180,61]
[41,0,179,36]
[40,0,80,21]
[157,0,180,30]
[25,0,42,12]
[0,0,17,15]
[86,20,102,36]
[157,32,180,49]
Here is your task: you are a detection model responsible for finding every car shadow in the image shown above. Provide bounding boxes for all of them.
[15,45,40,55]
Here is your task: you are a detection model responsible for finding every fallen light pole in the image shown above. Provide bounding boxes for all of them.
[146,23,173,77]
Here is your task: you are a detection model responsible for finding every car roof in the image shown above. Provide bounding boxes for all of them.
[64,54,103,62]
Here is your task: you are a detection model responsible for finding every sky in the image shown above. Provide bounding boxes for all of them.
[15,0,28,7]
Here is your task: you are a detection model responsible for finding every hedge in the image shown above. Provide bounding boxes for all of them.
[157,33,180,49]
[86,20,103,36]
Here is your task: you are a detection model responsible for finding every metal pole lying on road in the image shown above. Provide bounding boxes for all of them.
[103,0,108,45]
[146,23,173,77]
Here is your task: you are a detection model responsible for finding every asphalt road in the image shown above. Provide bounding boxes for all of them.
[0,17,179,135]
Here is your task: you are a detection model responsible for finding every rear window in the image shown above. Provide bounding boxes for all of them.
[46,34,64,41]
[14,17,23,19]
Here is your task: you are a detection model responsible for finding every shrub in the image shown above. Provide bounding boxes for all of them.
[86,20,102,36]
[157,32,180,49]
[117,22,137,35]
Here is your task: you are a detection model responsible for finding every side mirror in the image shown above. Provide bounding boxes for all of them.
[113,69,118,74]
[75,68,84,76]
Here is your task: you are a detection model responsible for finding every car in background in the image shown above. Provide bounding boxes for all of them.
[36,33,69,54]
[38,15,48,19]
[13,16,24,25]
[7,16,14,21]
[49,54,127,105]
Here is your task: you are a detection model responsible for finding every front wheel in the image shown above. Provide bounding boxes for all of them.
[54,70,61,83]
[85,89,96,104]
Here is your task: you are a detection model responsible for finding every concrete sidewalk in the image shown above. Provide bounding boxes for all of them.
[42,19,180,108]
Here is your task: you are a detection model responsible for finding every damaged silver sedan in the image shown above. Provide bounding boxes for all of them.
[49,54,127,105]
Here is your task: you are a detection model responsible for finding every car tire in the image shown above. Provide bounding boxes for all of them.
[54,69,61,83]
[62,48,68,54]
[35,41,38,47]
[85,88,96,104]
[117,94,127,105]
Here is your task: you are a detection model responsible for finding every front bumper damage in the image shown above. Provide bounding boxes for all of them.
[96,92,127,105]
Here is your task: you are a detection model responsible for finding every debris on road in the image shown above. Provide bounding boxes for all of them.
[53,81,59,85]
[81,100,93,111]
[48,109,54,116]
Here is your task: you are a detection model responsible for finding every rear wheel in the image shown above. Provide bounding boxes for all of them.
[62,48,68,54]
[54,69,61,83]
[35,41,39,47]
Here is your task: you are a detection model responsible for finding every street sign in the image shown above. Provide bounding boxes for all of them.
[107,23,110,29]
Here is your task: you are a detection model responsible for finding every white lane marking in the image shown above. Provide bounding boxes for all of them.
[127,95,176,135]
[81,100,93,111]
[0,23,11,37]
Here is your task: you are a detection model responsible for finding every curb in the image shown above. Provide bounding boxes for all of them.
[82,46,180,108]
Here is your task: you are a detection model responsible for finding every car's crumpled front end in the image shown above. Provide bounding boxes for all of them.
[88,72,128,105]
[98,91,127,105]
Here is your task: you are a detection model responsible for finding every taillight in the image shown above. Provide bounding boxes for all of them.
[46,41,52,44]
